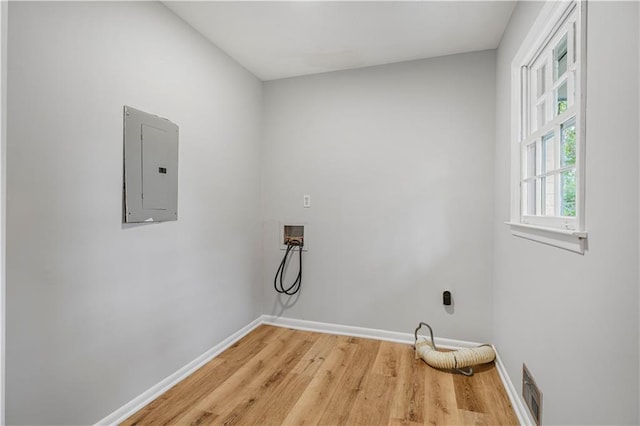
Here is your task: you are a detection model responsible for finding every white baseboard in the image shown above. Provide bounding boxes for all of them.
[95,314,529,426]
[262,315,530,425]
[261,315,481,349]
[493,348,535,426]
[94,317,263,425]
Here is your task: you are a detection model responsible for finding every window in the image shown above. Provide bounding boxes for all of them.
[508,1,587,253]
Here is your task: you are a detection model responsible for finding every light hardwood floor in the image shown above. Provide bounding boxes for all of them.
[123,325,518,425]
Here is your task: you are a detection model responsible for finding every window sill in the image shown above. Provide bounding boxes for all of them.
[505,222,587,254]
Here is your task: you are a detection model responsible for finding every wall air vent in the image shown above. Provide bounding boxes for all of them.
[522,363,542,426]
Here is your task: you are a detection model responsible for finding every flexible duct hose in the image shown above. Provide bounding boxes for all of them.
[414,322,495,376]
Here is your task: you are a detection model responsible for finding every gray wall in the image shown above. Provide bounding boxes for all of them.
[6,2,263,424]
[262,51,496,343]
[493,2,639,424]
[0,1,6,422]
[7,2,640,425]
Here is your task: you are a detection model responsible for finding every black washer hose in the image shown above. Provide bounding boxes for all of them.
[274,240,303,295]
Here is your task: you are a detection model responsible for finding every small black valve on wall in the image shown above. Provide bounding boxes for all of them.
[443,290,452,306]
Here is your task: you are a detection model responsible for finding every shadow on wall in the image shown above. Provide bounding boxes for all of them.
[271,292,302,318]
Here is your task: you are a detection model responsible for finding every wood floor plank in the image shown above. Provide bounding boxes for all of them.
[316,338,382,426]
[122,325,283,426]
[479,362,519,425]
[172,330,318,425]
[345,372,396,425]
[179,409,218,426]
[213,339,322,426]
[290,332,341,377]
[452,367,487,413]
[457,408,491,426]
[424,368,461,425]
[122,326,519,426]
[388,419,424,426]
[388,345,425,424]
[230,372,312,426]
[281,339,357,425]
[372,340,403,378]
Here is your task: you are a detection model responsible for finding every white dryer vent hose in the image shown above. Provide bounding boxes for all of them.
[414,322,495,376]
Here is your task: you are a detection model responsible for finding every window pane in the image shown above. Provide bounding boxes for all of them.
[523,180,536,215]
[543,174,556,215]
[542,132,555,173]
[561,118,576,166]
[537,102,546,128]
[554,34,568,81]
[535,178,542,215]
[526,144,536,178]
[571,70,576,107]
[537,65,546,97]
[517,8,581,226]
[572,22,577,64]
[556,81,568,115]
[561,169,576,217]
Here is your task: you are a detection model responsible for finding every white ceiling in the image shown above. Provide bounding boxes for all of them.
[164,1,516,81]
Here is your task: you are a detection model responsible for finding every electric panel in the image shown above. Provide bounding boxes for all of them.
[123,106,179,223]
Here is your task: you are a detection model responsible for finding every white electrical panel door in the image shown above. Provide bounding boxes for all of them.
[141,124,172,210]
[123,106,179,223]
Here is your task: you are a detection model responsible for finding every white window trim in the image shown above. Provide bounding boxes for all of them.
[507,0,588,254]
